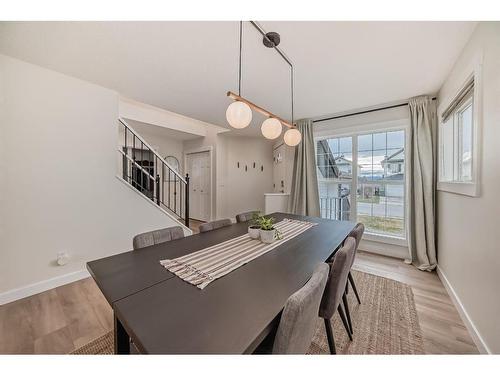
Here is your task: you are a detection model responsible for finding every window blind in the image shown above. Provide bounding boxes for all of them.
[442,78,474,122]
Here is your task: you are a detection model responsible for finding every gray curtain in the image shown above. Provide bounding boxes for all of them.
[288,119,320,216]
[408,96,437,271]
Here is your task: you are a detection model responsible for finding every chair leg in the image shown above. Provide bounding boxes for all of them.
[342,292,353,335]
[323,318,336,354]
[348,272,361,304]
[337,305,353,341]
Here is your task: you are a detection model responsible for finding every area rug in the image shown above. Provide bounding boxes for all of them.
[308,270,424,354]
[70,331,113,354]
[70,271,424,354]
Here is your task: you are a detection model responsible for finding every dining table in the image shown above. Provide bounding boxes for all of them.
[86,212,355,354]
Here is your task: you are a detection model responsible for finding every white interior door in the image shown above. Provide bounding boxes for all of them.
[186,151,211,222]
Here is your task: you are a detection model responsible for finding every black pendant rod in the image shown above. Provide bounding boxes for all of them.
[313,97,437,123]
[250,21,294,125]
[250,21,293,67]
[238,21,242,96]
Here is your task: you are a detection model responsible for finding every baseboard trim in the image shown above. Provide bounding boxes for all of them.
[436,265,491,354]
[0,269,90,306]
[358,239,409,260]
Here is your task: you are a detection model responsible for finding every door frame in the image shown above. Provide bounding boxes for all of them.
[184,146,214,222]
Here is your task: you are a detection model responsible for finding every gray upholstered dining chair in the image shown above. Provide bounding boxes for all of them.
[272,263,329,354]
[235,211,259,223]
[255,263,329,354]
[132,226,184,250]
[198,218,232,233]
[339,223,365,337]
[319,237,356,354]
[346,223,364,305]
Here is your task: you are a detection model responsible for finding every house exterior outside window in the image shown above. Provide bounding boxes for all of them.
[315,124,408,244]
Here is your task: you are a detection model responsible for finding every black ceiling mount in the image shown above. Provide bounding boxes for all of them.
[263,32,280,48]
[249,21,294,124]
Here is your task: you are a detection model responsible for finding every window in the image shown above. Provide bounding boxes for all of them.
[438,75,480,196]
[317,137,352,221]
[440,81,474,183]
[357,130,405,238]
[316,128,407,241]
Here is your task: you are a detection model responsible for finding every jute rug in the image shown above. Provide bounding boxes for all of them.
[71,271,424,354]
[71,331,114,354]
[308,270,424,354]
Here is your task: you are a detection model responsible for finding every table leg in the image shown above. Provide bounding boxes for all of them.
[114,313,130,354]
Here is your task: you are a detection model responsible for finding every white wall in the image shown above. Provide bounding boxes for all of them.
[436,22,500,354]
[314,105,410,134]
[272,141,295,194]
[0,55,186,302]
[217,135,274,219]
[119,96,208,138]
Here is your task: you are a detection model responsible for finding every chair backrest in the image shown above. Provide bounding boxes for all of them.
[319,237,356,320]
[347,223,365,267]
[348,223,365,249]
[272,263,329,354]
[133,226,184,250]
[198,218,232,233]
[235,211,259,223]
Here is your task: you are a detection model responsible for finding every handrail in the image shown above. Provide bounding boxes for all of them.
[118,149,156,181]
[118,118,186,183]
[118,118,190,228]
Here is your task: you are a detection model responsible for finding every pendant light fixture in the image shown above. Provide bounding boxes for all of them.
[226,101,252,129]
[283,128,302,146]
[261,117,282,139]
[226,21,302,146]
[226,21,252,129]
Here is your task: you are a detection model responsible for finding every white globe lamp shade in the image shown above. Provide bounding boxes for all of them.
[226,101,252,129]
[284,128,302,146]
[261,118,282,140]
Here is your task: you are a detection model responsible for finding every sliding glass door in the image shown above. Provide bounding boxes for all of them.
[316,129,407,240]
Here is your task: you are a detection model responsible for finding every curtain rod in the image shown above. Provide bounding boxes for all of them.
[313,97,437,123]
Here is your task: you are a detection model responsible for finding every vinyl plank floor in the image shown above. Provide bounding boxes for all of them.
[353,251,479,354]
[0,250,479,354]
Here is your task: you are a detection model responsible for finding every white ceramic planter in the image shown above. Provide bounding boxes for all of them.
[248,226,260,239]
[259,228,276,244]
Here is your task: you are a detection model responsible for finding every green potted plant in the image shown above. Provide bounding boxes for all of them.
[257,216,282,244]
[248,212,262,239]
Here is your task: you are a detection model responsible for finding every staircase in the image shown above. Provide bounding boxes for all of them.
[118,118,190,228]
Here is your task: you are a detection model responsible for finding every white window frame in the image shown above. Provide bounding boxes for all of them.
[315,119,410,246]
[437,59,482,197]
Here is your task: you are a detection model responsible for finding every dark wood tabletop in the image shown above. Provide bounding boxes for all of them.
[86,219,255,304]
[99,213,355,354]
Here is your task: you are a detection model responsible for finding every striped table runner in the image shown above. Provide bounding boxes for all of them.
[160,218,317,289]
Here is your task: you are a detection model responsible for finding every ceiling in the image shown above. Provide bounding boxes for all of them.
[0,21,476,136]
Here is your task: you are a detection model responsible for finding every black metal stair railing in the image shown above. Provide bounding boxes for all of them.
[118,118,189,228]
